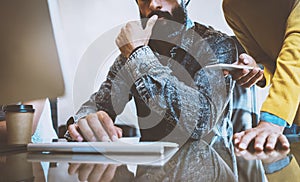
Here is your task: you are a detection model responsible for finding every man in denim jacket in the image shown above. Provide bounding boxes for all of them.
[66,0,237,143]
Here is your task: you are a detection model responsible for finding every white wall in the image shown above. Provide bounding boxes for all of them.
[49,0,234,126]
[188,0,233,35]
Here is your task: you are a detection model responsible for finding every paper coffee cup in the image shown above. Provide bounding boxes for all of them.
[4,105,35,144]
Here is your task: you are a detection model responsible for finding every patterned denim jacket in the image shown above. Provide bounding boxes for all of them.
[69,23,238,142]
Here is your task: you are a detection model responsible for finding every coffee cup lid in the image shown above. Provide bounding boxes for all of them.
[3,105,35,113]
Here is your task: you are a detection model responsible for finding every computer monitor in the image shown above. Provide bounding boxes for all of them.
[0,0,65,104]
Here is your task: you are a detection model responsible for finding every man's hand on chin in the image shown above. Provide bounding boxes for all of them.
[115,15,158,58]
[233,121,290,151]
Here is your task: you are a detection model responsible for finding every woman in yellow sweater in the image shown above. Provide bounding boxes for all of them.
[222,0,300,151]
[223,1,300,180]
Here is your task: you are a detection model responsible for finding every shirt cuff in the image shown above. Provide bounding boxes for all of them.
[263,154,293,174]
[260,112,288,127]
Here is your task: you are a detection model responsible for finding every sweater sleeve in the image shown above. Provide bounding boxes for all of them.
[261,1,300,124]
[266,157,300,182]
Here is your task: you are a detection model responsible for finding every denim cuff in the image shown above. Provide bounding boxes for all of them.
[263,154,293,174]
[260,112,287,127]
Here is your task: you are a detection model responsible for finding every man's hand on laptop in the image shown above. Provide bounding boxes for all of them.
[67,111,122,142]
[115,15,158,58]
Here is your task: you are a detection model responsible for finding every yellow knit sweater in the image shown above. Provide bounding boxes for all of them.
[223,0,300,125]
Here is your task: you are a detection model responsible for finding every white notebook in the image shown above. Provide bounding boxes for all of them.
[27,146,179,166]
[27,139,178,155]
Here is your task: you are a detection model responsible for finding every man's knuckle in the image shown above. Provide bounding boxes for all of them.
[253,69,259,74]
[121,27,126,34]
[85,115,95,122]
[126,22,133,29]
[78,118,86,126]
[97,111,105,119]
[67,123,74,130]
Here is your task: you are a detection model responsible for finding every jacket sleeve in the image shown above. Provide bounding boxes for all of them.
[73,55,132,123]
[123,43,234,139]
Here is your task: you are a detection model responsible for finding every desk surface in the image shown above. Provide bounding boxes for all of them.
[0,136,299,182]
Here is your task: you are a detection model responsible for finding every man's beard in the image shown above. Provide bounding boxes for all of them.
[140,6,186,54]
[141,6,186,35]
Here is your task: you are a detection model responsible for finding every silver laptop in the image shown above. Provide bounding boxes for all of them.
[0,0,64,104]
